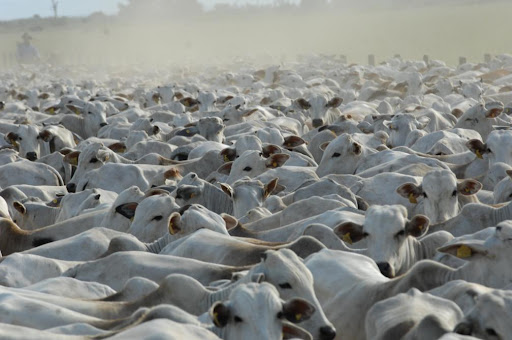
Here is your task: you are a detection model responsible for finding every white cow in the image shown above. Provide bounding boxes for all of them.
[365,289,463,340]
[334,204,451,277]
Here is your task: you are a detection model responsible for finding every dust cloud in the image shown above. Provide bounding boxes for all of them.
[0,0,510,73]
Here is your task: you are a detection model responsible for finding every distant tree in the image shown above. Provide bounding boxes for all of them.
[51,0,58,19]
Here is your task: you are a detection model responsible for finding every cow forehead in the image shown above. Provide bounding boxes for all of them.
[236,150,263,162]
[233,178,264,190]
[364,205,407,233]
[308,95,328,107]
[136,195,175,212]
[114,186,145,204]
[422,170,457,191]
[264,249,312,281]
[476,291,511,315]
[17,124,40,136]
[183,205,223,224]
[487,130,512,147]
[496,222,512,240]
[326,134,352,152]
[230,283,281,314]
[392,113,415,124]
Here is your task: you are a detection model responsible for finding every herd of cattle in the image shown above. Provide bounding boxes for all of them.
[1,54,512,339]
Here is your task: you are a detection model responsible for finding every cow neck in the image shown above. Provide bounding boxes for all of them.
[383,260,456,298]
[144,234,175,253]
[201,182,234,215]
[492,201,512,226]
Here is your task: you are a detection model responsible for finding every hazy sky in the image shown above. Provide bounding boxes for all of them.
[0,0,281,20]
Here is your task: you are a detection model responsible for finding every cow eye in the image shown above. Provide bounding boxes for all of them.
[452,190,457,197]
[18,137,23,141]
[332,152,341,158]
[395,230,405,238]
[423,193,428,198]
[363,232,369,237]
[279,283,292,289]
[153,215,163,221]
[234,316,243,323]
[243,166,252,171]
[90,158,99,163]
[486,148,492,153]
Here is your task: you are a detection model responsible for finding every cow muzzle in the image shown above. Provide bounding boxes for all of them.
[312,118,324,128]
[376,262,394,278]
[26,151,38,161]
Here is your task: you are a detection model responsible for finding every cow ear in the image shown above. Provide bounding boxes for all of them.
[485,105,503,118]
[217,162,233,175]
[180,97,199,107]
[283,135,306,148]
[115,202,138,220]
[108,142,126,154]
[296,98,311,110]
[176,186,200,200]
[333,222,366,244]
[210,302,230,328]
[176,126,199,137]
[319,142,330,151]
[416,116,430,129]
[326,97,343,108]
[457,179,482,195]
[169,212,181,235]
[466,139,488,159]
[221,213,238,231]
[352,142,362,155]
[5,132,19,144]
[220,183,234,198]
[438,241,488,260]
[383,120,394,130]
[250,272,265,283]
[220,148,236,162]
[281,298,316,324]
[243,108,260,117]
[164,168,181,181]
[38,130,52,142]
[262,144,281,158]
[64,151,80,166]
[396,183,423,204]
[266,153,289,168]
[66,104,82,115]
[356,196,369,211]
[406,215,429,237]
[282,321,313,340]
[13,201,26,215]
[264,178,279,199]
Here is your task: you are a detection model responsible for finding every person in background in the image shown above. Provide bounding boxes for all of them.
[16,33,40,64]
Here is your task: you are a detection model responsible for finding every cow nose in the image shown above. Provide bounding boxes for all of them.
[454,322,473,335]
[312,118,324,128]
[26,152,37,161]
[377,262,393,278]
[66,183,76,193]
[319,325,336,340]
[100,122,108,127]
